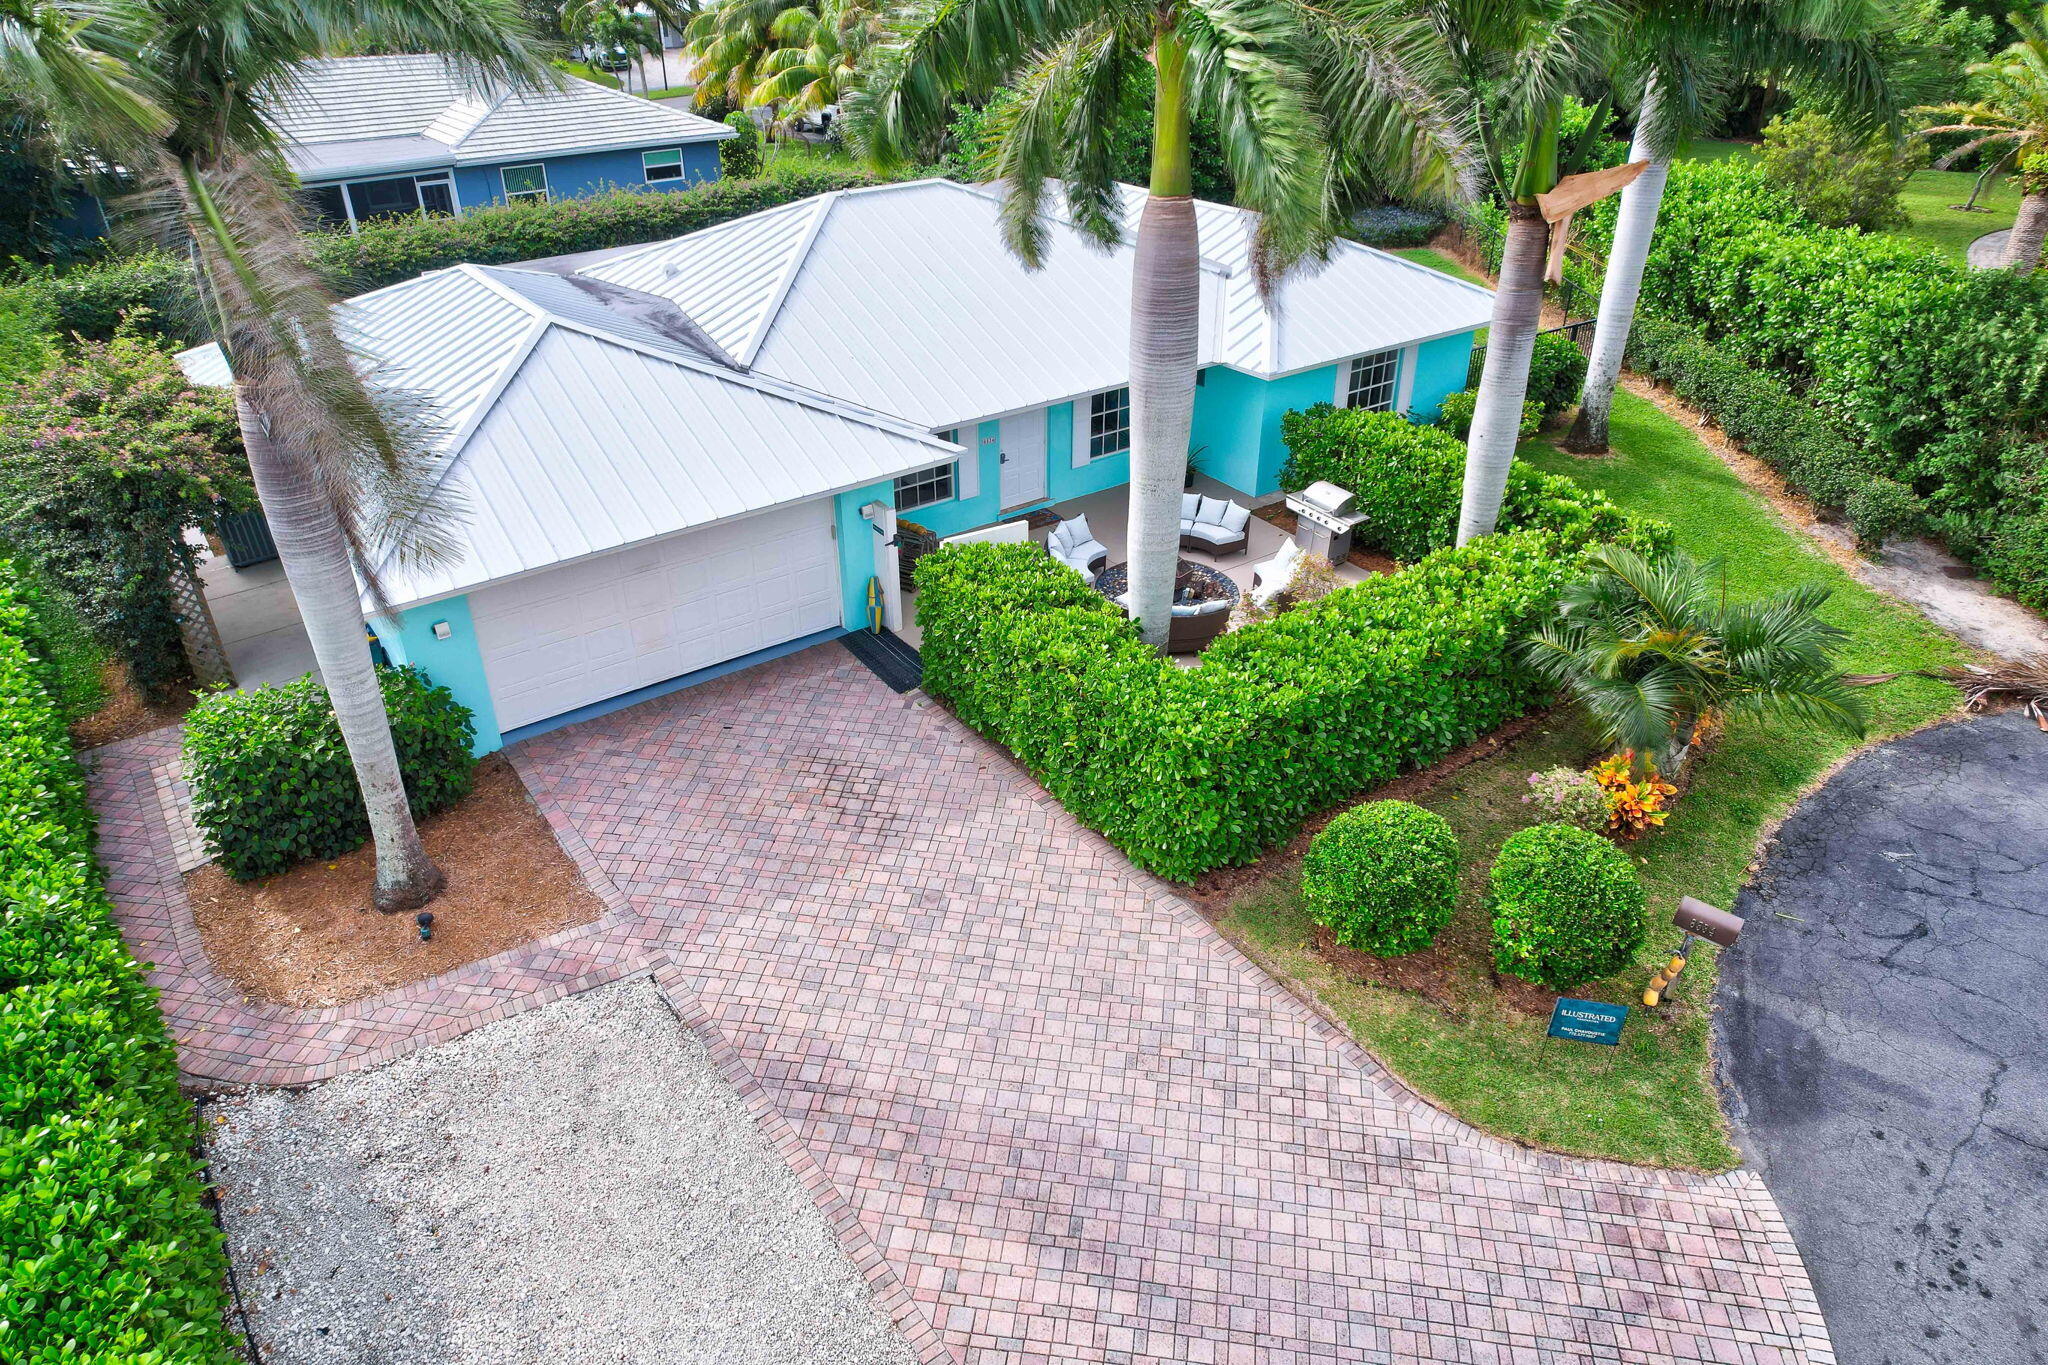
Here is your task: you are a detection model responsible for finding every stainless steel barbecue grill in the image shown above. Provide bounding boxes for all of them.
[1283,481,1368,564]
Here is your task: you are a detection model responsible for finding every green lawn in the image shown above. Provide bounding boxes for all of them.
[1393,246,1487,285]
[1681,138,1758,163]
[551,59,621,89]
[1217,389,1963,1170]
[1885,166,2022,263]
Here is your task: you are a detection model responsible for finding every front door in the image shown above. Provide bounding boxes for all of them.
[998,409,1047,509]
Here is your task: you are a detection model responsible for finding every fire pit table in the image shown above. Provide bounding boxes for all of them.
[1093,559,1239,654]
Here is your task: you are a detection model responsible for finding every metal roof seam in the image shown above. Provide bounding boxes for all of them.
[736,192,837,368]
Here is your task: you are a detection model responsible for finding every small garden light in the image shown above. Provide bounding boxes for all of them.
[416,911,434,943]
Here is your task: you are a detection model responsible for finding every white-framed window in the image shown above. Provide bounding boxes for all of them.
[1086,387,1131,460]
[895,462,956,510]
[501,163,549,204]
[1340,349,1400,412]
[642,148,684,183]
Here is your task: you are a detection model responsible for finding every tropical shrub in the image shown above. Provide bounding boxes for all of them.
[1522,765,1609,833]
[1302,801,1460,955]
[0,571,237,1363]
[0,329,250,697]
[305,169,868,293]
[1434,387,1540,442]
[1521,543,1865,773]
[14,248,207,345]
[721,112,763,177]
[1758,110,1922,230]
[916,523,1611,880]
[1844,476,1927,550]
[1489,823,1646,987]
[184,666,475,880]
[1589,751,1677,837]
[1525,331,1591,417]
[0,283,56,384]
[1279,405,1671,563]
[1351,203,1447,248]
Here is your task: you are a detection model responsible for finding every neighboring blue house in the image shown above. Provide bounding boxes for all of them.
[269,54,732,230]
[182,180,1494,752]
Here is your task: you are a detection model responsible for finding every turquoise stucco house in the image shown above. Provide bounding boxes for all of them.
[271,54,732,229]
[182,180,1493,752]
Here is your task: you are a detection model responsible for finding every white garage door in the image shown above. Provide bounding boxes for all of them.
[469,499,841,730]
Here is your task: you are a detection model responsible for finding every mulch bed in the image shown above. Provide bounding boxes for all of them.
[71,662,197,750]
[1178,710,1571,1019]
[187,755,606,1008]
[1250,505,1401,577]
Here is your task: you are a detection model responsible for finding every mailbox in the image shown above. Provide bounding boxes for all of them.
[1674,896,1743,948]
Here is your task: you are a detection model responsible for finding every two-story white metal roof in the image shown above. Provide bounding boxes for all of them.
[265,54,733,184]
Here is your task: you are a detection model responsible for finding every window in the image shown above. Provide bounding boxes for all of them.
[417,178,456,216]
[300,184,349,229]
[1343,349,1400,412]
[501,163,549,204]
[895,463,955,510]
[1087,387,1131,460]
[642,149,684,182]
[347,175,423,222]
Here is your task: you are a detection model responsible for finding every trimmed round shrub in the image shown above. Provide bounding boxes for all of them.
[1845,476,1926,552]
[1525,330,1590,417]
[1302,801,1460,956]
[1488,823,1646,988]
[184,664,475,880]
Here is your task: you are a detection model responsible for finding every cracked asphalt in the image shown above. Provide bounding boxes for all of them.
[1720,713,2047,1365]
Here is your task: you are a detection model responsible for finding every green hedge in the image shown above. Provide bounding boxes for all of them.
[1488,823,1646,988]
[13,250,205,347]
[1606,157,2048,595]
[0,568,236,1363]
[1302,801,1459,956]
[306,168,872,295]
[1278,405,1671,563]
[183,666,475,880]
[917,528,1597,881]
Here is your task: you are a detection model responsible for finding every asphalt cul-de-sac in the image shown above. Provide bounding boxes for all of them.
[1721,711,2048,1365]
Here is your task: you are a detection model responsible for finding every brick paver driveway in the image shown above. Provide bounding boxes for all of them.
[504,647,1828,1365]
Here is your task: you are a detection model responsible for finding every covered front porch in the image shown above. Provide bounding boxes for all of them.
[894,474,1382,655]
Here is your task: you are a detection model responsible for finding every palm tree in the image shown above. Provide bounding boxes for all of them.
[750,0,869,133]
[853,0,1468,645]
[10,0,552,911]
[1918,3,2048,272]
[1519,542,1865,773]
[1564,0,1892,453]
[1436,0,1624,545]
[684,0,802,110]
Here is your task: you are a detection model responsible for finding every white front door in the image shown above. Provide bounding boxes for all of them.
[998,409,1047,508]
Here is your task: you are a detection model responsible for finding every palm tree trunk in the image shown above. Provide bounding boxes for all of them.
[1565,104,1669,454]
[2006,187,2047,272]
[1456,201,1548,544]
[1125,32,1199,649]
[232,389,446,912]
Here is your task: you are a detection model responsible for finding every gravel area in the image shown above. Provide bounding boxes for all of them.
[203,978,917,1365]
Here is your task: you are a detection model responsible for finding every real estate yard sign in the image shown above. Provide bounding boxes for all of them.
[1546,998,1628,1047]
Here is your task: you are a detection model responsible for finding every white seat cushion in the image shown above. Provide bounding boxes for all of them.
[1196,495,1231,527]
[1218,501,1251,535]
[1181,493,1202,523]
[1184,522,1238,547]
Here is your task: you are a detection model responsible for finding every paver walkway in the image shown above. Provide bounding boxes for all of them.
[1720,713,2047,1365]
[91,646,1832,1364]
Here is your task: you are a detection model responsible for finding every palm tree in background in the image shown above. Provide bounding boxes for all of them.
[1564,0,1892,453]
[852,0,1470,645]
[1919,3,2048,272]
[7,0,553,911]
[751,0,871,133]
[1431,0,1624,546]
[683,0,800,110]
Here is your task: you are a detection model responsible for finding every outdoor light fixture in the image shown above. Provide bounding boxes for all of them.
[432,620,453,640]
[416,911,434,942]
